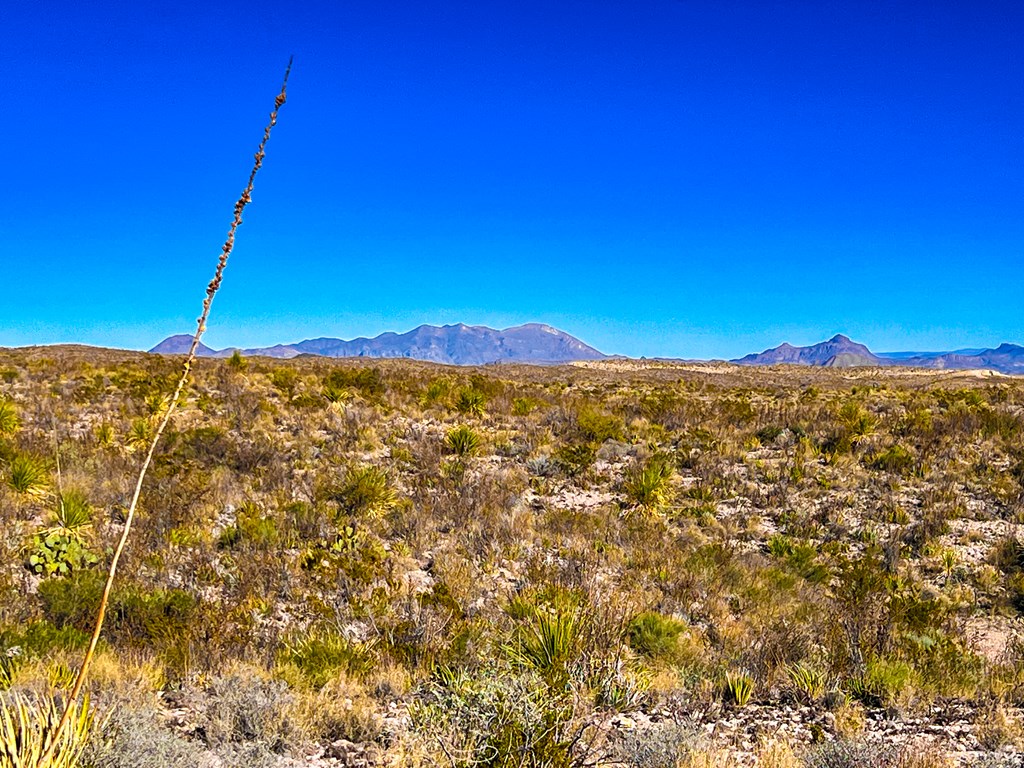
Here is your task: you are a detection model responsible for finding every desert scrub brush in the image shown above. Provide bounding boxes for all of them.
[37,59,292,768]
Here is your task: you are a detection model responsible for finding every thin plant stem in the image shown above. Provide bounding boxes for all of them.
[37,57,292,768]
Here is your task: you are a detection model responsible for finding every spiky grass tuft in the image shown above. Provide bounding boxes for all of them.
[0,692,93,768]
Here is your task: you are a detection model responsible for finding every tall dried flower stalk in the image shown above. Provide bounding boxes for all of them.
[37,58,292,768]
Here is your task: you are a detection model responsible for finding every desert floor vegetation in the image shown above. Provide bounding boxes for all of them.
[2,351,1024,765]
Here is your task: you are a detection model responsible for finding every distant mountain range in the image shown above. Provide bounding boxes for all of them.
[150,323,607,366]
[149,326,1024,374]
[733,334,1024,375]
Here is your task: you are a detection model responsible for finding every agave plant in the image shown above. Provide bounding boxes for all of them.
[0,692,94,768]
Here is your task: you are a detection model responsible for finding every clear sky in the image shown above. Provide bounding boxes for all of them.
[2,1,1021,359]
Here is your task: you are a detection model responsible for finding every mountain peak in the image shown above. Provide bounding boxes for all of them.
[149,334,217,357]
[734,335,879,368]
[151,323,606,365]
[733,336,1024,374]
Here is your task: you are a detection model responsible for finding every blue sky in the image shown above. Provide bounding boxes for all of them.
[2,0,1021,359]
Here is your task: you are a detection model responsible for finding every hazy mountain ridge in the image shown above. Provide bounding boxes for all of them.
[733,336,1024,375]
[150,323,607,366]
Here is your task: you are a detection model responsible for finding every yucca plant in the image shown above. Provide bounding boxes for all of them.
[787,663,825,704]
[420,377,452,408]
[331,466,397,518]
[454,388,486,417]
[6,455,48,496]
[622,456,674,512]
[322,383,352,405]
[0,400,18,438]
[0,692,93,768]
[50,490,93,538]
[724,670,754,707]
[444,425,481,458]
[93,423,115,448]
[506,610,583,681]
[125,418,153,450]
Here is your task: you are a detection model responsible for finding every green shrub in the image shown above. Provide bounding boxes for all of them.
[0,622,92,688]
[755,425,785,444]
[414,666,582,768]
[323,367,385,401]
[38,573,199,657]
[554,442,596,478]
[627,612,687,662]
[849,657,912,707]
[268,368,299,398]
[278,631,374,688]
[990,535,1024,575]
[577,407,623,443]
[867,444,916,475]
[0,622,91,659]
[768,536,830,584]
[227,350,247,371]
[512,397,539,416]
